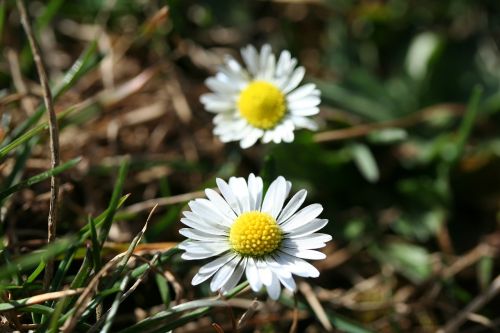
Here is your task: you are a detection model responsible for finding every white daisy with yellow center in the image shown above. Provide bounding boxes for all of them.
[200,44,321,148]
[179,174,331,300]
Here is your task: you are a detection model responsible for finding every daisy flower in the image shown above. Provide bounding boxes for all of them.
[179,174,331,300]
[200,44,321,149]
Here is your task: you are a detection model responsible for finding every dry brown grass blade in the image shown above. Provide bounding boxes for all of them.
[62,205,155,332]
[299,281,333,332]
[6,48,36,115]
[97,67,158,108]
[438,275,500,333]
[16,0,61,291]
[314,103,464,143]
[103,241,177,254]
[122,189,208,214]
[0,289,84,312]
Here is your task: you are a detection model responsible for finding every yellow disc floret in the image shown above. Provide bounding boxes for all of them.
[238,81,286,129]
[229,211,282,257]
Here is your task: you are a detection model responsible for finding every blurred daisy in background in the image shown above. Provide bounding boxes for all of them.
[200,44,321,148]
[179,174,331,300]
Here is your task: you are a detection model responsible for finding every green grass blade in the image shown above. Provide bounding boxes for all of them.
[2,41,101,148]
[26,261,46,284]
[0,304,54,316]
[118,282,249,333]
[100,275,131,333]
[49,244,77,292]
[0,237,75,281]
[97,158,130,247]
[47,292,67,333]
[454,86,483,162]
[0,107,75,160]
[34,0,65,32]
[154,270,170,307]
[0,0,6,42]
[88,216,102,270]
[0,157,81,201]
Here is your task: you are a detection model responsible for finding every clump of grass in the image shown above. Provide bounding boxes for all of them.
[1,0,500,332]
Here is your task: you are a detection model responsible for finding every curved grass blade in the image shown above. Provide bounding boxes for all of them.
[0,157,81,201]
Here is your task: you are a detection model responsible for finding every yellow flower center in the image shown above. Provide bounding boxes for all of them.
[229,211,282,257]
[238,81,286,129]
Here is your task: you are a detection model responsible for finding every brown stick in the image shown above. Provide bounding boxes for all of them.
[314,103,464,143]
[16,0,61,290]
[438,275,500,333]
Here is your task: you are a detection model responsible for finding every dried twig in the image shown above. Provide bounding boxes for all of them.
[16,0,61,290]
[122,189,208,214]
[0,289,84,313]
[314,103,464,143]
[299,281,333,332]
[438,275,500,333]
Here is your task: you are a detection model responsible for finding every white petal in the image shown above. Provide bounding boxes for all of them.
[290,107,320,116]
[205,77,239,94]
[285,180,292,198]
[221,258,247,292]
[229,177,251,212]
[210,256,240,292]
[256,260,273,286]
[286,83,318,101]
[286,218,329,238]
[179,239,228,250]
[272,127,284,144]
[205,189,237,220]
[291,116,318,130]
[284,233,332,249]
[198,252,237,274]
[266,272,281,300]
[192,270,216,285]
[179,228,226,242]
[247,173,263,211]
[262,129,276,144]
[274,252,320,278]
[258,44,272,76]
[241,45,259,75]
[282,128,295,143]
[283,67,305,93]
[246,257,262,292]
[189,199,233,226]
[200,93,235,112]
[262,54,276,81]
[278,189,307,224]
[261,176,287,219]
[225,55,243,73]
[288,96,321,110]
[281,247,326,260]
[276,50,292,78]
[180,217,228,235]
[240,128,263,149]
[181,248,227,260]
[277,273,296,292]
[281,204,323,232]
[218,67,248,89]
[216,178,242,215]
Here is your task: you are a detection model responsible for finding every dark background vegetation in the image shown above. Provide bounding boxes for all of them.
[1,0,499,332]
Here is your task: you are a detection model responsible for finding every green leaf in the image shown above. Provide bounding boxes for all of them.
[350,143,379,183]
[373,242,432,283]
[367,128,407,144]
